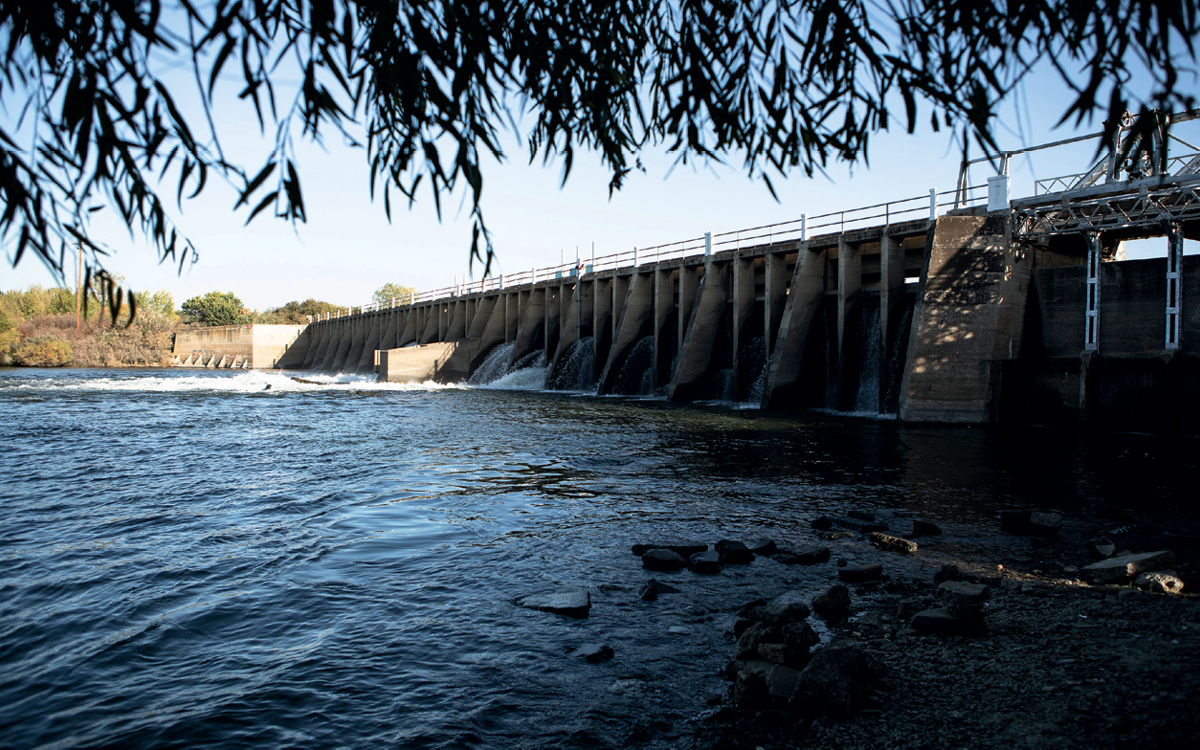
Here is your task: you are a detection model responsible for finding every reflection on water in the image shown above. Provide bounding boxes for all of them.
[0,368,1197,748]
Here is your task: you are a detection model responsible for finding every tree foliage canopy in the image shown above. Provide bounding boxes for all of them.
[1,0,1196,299]
[180,290,248,326]
[373,282,416,306]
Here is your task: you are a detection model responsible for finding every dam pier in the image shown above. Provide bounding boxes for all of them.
[183,120,1200,434]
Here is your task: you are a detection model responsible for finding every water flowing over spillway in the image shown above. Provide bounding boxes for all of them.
[3,368,1195,748]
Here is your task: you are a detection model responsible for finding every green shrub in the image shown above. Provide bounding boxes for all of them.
[11,335,72,367]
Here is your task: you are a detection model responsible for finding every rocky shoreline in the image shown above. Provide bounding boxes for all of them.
[520,505,1200,748]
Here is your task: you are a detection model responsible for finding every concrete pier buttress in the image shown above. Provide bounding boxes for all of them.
[260,190,1197,433]
[898,215,1033,423]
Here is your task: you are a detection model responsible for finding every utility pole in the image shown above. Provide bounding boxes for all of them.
[75,243,82,329]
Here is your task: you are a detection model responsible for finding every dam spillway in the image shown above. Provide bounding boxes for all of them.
[262,122,1200,434]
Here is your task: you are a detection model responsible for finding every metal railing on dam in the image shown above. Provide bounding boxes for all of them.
[264,117,1200,433]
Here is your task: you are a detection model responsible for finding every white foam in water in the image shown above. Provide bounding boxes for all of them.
[480,366,546,390]
[33,371,463,393]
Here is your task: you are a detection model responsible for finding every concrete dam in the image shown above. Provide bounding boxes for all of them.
[264,126,1200,435]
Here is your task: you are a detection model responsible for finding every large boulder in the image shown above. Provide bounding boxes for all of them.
[1134,571,1185,594]
[760,590,813,625]
[730,659,802,710]
[1080,550,1176,583]
[516,591,591,619]
[790,642,880,716]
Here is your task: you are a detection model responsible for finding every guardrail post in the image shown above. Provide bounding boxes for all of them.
[704,232,712,257]
[929,188,937,221]
[634,247,639,267]
[1084,232,1101,352]
[800,214,806,242]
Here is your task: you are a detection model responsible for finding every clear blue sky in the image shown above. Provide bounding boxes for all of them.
[2,55,1194,311]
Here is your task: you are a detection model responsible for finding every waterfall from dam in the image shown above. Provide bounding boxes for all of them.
[613,336,655,396]
[546,337,596,392]
[468,341,517,385]
[852,301,883,414]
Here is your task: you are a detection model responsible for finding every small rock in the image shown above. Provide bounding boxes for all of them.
[716,539,754,565]
[571,643,614,663]
[999,510,1063,537]
[812,584,852,615]
[689,550,723,574]
[736,623,783,659]
[869,532,919,554]
[911,520,943,537]
[771,546,831,566]
[811,515,834,530]
[937,580,990,618]
[638,578,682,601]
[847,510,875,522]
[910,608,988,636]
[1134,571,1185,594]
[1079,550,1176,583]
[1095,540,1116,558]
[896,595,933,622]
[642,549,688,572]
[667,625,691,635]
[632,541,707,557]
[516,591,591,619]
[747,538,778,556]
[933,564,962,583]
[838,564,883,584]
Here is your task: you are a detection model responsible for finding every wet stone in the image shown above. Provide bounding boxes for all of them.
[812,584,852,616]
[811,515,834,530]
[516,591,591,619]
[747,538,778,556]
[897,595,934,622]
[632,541,707,557]
[1080,550,1176,583]
[761,590,813,625]
[870,532,919,554]
[689,550,723,574]
[838,563,884,584]
[642,549,688,572]
[716,539,755,565]
[638,578,682,601]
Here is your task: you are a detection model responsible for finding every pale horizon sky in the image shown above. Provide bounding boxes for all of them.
[2,52,1195,311]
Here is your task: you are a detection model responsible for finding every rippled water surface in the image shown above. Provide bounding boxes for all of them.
[1,368,1196,748]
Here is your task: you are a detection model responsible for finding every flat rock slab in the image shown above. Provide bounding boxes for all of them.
[910,607,988,636]
[632,541,707,557]
[1080,550,1176,583]
[870,532,919,554]
[642,549,688,572]
[638,578,682,601]
[838,563,884,583]
[716,539,755,564]
[938,580,990,618]
[517,591,591,619]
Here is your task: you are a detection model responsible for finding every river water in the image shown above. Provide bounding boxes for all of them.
[1,368,1196,748]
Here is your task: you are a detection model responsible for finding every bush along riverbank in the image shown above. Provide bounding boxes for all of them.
[518,506,1200,749]
[0,312,175,367]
